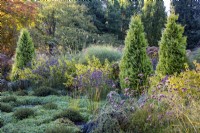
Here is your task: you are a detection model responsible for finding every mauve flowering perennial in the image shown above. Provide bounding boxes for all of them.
[181,88,187,92]
[161,75,169,84]
[74,69,115,89]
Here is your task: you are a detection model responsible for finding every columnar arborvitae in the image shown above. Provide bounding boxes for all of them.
[119,16,152,95]
[142,0,167,46]
[11,28,35,80]
[156,13,187,76]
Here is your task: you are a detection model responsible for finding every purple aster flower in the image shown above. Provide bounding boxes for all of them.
[161,75,169,84]
[182,88,187,92]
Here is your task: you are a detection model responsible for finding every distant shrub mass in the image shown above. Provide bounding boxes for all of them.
[188,48,200,68]
[16,55,76,90]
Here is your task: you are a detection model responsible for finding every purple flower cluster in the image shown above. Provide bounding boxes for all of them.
[107,91,127,111]
[74,69,115,95]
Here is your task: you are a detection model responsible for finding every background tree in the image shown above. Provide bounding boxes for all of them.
[142,0,167,46]
[106,0,122,37]
[79,0,144,40]
[11,29,35,81]
[32,1,97,52]
[156,13,187,76]
[78,0,107,32]
[172,0,200,49]
[119,15,152,95]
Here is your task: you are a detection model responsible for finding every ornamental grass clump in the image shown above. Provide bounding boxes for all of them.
[79,45,122,64]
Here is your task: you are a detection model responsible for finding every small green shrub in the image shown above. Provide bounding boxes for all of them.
[79,45,121,64]
[43,103,58,110]
[0,96,17,103]
[0,118,4,128]
[16,98,43,106]
[15,90,28,96]
[54,108,85,123]
[45,125,73,133]
[33,86,58,97]
[13,108,34,120]
[0,103,13,112]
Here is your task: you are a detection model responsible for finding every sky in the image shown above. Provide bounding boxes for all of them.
[164,0,170,14]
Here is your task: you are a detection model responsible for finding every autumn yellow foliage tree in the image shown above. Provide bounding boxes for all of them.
[0,0,37,56]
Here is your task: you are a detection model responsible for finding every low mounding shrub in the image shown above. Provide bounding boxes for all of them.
[45,125,74,133]
[54,109,84,123]
[79,45,122,64]
[13,108,34,120]
[0,103,13,112]
[0,96,17,103]
[15,98,44,106]
[15,90,28,96]
[0,118,4,128]
[33,86,58,97]
[43,103,58,110]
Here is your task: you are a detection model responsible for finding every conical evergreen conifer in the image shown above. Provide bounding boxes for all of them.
[119,15,152,95]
